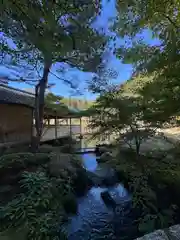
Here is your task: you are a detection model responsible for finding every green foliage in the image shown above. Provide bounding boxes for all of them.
[0,152,50,170]
[114,1,180,121]
[89,88,162,156]
[0,153,34,169]
[111,147,179,235]
[0,149,88,239]
[0,0,107,79]
[0,171,67,239]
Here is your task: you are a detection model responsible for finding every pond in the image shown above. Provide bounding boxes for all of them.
[63,151,137,240]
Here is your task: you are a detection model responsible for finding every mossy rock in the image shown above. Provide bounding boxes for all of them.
[60,144,75,153]
[99,152,113,163]
[48,153,76,177]
[72,168,92,196]
[38,145,55,153]
[27,153,50,165]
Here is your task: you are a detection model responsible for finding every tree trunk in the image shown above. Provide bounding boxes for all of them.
[31,61,51,151]
[134,136,140,157]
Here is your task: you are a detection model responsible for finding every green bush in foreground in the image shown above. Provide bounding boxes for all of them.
[109,148,179,236]
[0,171,67,239]
[0,150,86,239]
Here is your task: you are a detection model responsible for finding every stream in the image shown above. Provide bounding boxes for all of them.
[63,150,137,240]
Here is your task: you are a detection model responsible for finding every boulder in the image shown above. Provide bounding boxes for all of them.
[98,152,113,163]
[48,153,76,177]
[101,191,117,208]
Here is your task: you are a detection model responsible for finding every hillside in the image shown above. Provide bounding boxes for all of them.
[45,92,93,111]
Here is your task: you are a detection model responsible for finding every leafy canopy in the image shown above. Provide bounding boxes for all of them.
[0,0,107,79]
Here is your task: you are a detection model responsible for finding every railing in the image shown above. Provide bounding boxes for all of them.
[37,125,81,142]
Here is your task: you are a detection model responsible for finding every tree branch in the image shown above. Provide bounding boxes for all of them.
[162,13,179,31]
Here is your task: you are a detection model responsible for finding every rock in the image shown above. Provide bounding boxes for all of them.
[99,146,108,154]
[99,152,113,163]
[135,224,180,240]
[87,164,118,187]
[101,191,117,208]
[136,229,169,240]
[72,168,93,196]
[86,171,104,186]
[95,146,101,156]
[48,153,76,177]
[114,200,132,215]
[167,224,180,239]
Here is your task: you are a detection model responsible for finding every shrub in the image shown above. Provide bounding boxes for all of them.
[108,146,179,236]
[0,171,67,239]
[0,153,34,170]
[0,152,51,170]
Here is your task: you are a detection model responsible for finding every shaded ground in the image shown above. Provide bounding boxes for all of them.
[121,127,180,153]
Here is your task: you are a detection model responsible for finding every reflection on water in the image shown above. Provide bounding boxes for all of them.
[64,150,133,240]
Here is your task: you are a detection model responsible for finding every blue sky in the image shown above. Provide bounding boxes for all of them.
[0,0,160,100]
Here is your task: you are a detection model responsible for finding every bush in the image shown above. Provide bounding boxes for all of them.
[108,146,179,236]
[0,152,34,170]
[0,152,51,170]
[0,171,67,239]
[2,144,30,155]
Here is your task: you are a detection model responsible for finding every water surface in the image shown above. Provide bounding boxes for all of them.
[64,151,134,240]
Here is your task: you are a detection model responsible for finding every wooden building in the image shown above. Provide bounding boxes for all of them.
[0,84,34,145]
[0,84,84,146]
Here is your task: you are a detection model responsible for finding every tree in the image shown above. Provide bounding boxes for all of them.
[89,87,164,161]
[112,1,180,123]
[115,0,180,74]
[0,0,107,149]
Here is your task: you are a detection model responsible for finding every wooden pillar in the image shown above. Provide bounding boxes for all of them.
[80,117,82,148]
[70,117,72,137]
[30,108,34,146]
[55,112,58,140]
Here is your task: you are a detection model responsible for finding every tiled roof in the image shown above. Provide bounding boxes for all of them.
[0,85,86,118]
[0,84,35,107]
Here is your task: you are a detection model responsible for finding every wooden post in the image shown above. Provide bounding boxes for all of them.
[70,117,72,137]
[55,112,57,140]
[80,117,82,148]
